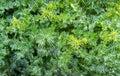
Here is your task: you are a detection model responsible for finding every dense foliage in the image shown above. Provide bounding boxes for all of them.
[0,0,120,76]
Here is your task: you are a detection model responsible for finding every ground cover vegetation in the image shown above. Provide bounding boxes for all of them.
[0,0,120,76]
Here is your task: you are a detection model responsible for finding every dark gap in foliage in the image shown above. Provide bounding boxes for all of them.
[24,4,29,9]
[7,31,20,39]
[42,56,51,65]
[8,31,15,39]
[13,69,21,76]
[86,9,97,15]
[32,48,38,57]
[93,26,102,33]
[85,44,93,53]
[96,38,102,45]
[101,4,107,12]
[32,42,38,57]
[9,59,28,76]
[2,6,18,18]
[58,25,74,34]
[30,9,43,15]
